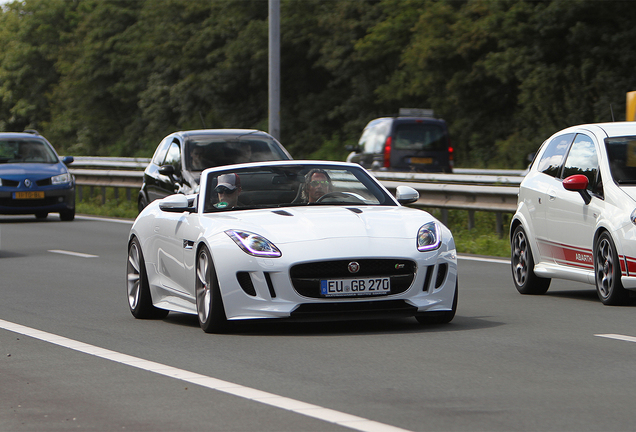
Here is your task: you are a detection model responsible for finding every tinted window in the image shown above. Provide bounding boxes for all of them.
[562,133,599,192]
[186,137,288,171]
[164,141,181,174]
[152,137,171,165]
[393,123,446,151]
[605,136,636,184]
[0,139,58,164]
[537,133,574,177]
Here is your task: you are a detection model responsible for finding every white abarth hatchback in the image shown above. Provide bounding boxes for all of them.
[511,122,636,305]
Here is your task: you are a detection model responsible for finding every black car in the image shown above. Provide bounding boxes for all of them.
[346,109,453,173]
[138,129,292,211]
[0,131,75,221]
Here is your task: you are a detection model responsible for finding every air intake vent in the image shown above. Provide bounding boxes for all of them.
[236,272,256,296]
[435,264,447,288]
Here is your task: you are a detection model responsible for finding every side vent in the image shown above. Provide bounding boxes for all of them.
[236,272,256,296]
[435,264,448,289]
[422,265,434,292]
[264,272,276,298]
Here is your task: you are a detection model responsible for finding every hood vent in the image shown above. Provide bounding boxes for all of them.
[272,209,293,216]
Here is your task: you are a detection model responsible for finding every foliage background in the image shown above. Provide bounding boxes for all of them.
[1,0,635,167]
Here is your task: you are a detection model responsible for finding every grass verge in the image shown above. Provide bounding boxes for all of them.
[77,187,511,258]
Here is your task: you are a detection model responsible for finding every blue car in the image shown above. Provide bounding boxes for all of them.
[0,131,75,221]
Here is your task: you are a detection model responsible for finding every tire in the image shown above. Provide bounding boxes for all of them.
[416,280,458,325]
[35,212,48,219]
[59,209,75,221]
[196,245,228,333]
[138,193,148,214]
[126,237,169,319]
[595,232,630,306]
[511,225,551,294]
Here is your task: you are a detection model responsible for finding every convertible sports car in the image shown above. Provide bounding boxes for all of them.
[127,161,458,332]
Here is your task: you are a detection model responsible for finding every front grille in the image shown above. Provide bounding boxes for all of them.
[36,178,52,186]
[290,259,415,299]
[0,179,19,187]
[290,300,418,321]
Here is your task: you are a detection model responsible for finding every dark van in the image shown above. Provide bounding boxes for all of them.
[346,109,453,173]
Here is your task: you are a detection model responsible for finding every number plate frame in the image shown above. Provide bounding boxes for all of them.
[320,277,390,297]
[410,157,433,164]
[13,191,45,199]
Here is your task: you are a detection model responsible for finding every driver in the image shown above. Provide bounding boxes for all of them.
[303,169,332,203]
[214,173,241,209]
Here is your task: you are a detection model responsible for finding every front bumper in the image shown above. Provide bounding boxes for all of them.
[0,186,75,215]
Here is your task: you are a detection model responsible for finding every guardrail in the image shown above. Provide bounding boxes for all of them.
[68,157,521,236]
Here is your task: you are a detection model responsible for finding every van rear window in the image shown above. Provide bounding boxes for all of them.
[393,124,446,151]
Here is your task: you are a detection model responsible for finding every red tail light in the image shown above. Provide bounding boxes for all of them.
[383,136,392,168]
[448,146,454,161]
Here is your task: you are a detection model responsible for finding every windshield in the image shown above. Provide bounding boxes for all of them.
[605,136,636,184]
[0,139,58,164]
[202,164,395,213]
[186,136,288,171]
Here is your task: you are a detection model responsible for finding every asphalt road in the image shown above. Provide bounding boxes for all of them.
[1,214,636,431]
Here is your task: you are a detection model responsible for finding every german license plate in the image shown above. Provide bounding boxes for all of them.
[320,277,390,297]
[410,157,433,164]
[13,191,44,199]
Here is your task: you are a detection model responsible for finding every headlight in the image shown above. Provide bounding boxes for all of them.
[51,173,71,185]
[417,222,441,251]
[0,178,3,186]
[225,230,281,257]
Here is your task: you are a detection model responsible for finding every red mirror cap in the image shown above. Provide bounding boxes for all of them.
[563,174,589,191]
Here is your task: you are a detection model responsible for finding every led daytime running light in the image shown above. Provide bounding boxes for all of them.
[417,222,441,251]
[225,230,281,257]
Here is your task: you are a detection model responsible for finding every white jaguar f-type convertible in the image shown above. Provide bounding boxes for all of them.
[126,160,458,333]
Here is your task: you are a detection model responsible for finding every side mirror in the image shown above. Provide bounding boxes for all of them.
[61,156,74,165]
[345,144,362,153]
[396,185,419,205]
[563,174,591,205]
[159,194,192,212]
[158,165,175,176]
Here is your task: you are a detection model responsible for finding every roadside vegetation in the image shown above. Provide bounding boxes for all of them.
[76,187,511,258]
[2,1,636,169]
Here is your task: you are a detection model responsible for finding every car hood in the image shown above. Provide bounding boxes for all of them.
[206,206,435,244]
[0,162,67,179]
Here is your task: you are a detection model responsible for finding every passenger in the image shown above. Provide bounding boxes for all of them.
[191,146,210,170]
[214,173,241,209]
[302,169,332,203]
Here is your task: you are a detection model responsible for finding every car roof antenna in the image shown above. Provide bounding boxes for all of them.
[610,104,615,122]
[199,111,207,129]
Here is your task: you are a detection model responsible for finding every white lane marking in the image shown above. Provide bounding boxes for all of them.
[0,319,412,432]
[458,254,509,264]
[48,249,98,258]
[76,215,134,225]
[595,334,636,343]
